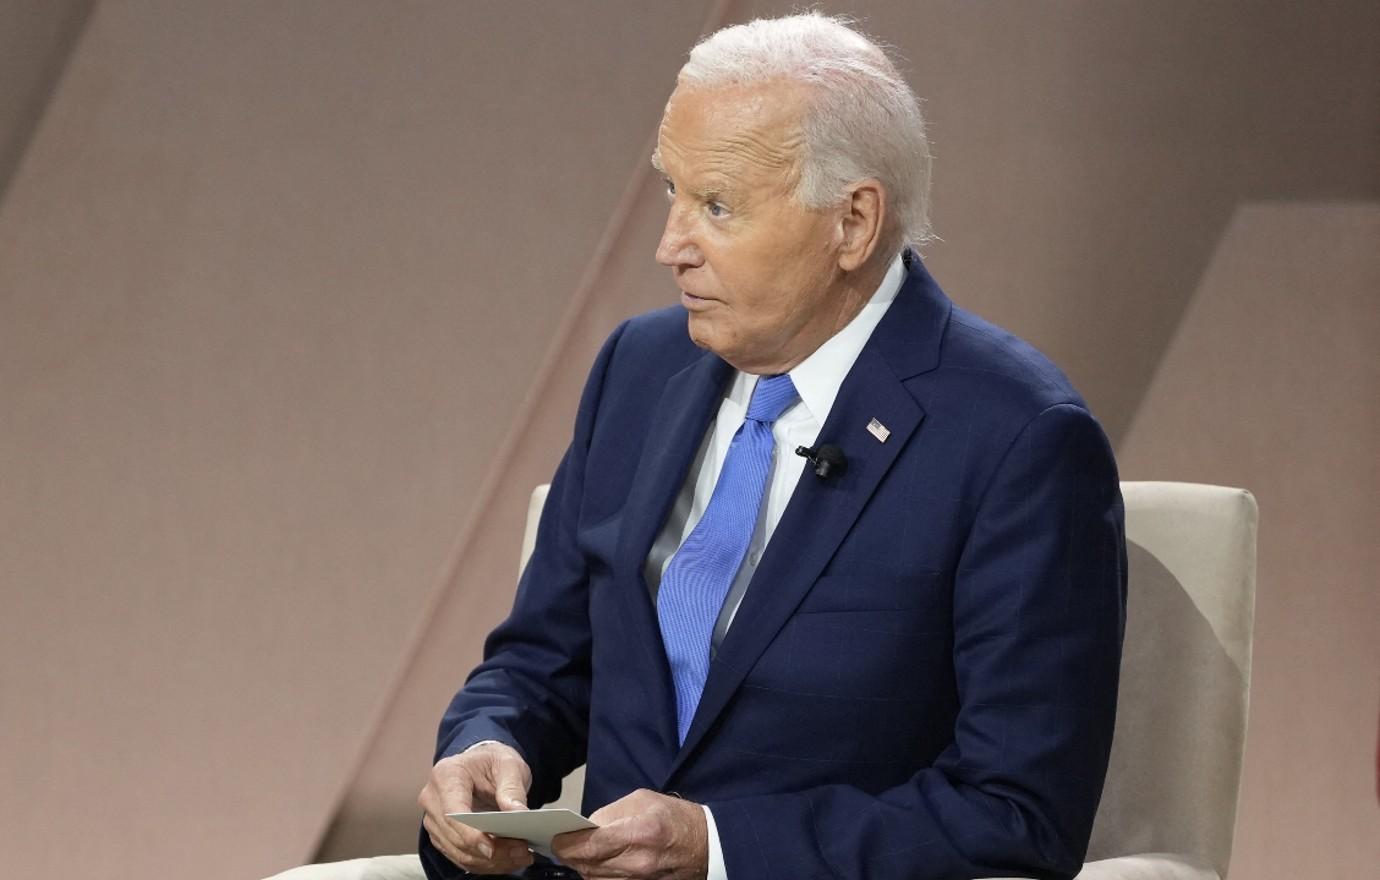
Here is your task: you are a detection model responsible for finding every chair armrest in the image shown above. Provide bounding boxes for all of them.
[1075,854,1219,880]
[976,852,1219,880]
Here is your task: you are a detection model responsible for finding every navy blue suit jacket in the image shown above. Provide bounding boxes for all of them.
[422,254,1126,879]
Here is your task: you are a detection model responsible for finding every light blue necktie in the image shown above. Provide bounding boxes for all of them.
[657,374,799,744]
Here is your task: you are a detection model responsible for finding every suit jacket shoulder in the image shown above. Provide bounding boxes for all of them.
[941,303,1090,413]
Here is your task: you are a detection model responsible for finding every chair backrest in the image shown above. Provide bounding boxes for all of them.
[1086,482,1257,877]
[517,481,1259,876]
[518,484,550,575]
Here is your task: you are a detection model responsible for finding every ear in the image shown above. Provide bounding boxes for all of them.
[836,179,885,272]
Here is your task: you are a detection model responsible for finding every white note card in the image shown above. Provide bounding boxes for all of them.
[445,808,597,852]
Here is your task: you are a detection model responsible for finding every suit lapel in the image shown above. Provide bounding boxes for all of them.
[664,255,951,779]
[614,349,733,759]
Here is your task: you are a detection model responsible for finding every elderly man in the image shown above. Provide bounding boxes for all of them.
[280,12,1124,880]
[416,13,1125,880]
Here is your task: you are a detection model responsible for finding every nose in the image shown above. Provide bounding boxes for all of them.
[655,203,703,270]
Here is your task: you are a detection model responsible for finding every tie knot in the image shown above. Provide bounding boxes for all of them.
[746,374,798,423]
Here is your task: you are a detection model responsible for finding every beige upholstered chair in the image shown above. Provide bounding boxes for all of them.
[269,481,1256,880]
[530,481,1259,880]
[519,484,550,573]
[1064,482,1258,880]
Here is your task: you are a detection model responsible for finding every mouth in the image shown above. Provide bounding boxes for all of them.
[680,290,716,309]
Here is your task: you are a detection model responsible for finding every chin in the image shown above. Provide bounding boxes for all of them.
[686,318,732,361]
[685,314,711,345]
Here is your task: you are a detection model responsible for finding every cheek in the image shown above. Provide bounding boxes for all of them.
[702,247,801,337]
[739,280,802,334]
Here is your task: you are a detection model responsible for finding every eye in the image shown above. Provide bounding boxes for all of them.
[663,178,676,199]
[706,201,726,217]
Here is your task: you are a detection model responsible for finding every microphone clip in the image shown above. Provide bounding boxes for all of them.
[795,443,848,480]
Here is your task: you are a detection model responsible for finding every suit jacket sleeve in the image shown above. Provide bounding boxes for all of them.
[418,321,629,880]
[707,401,1127,880]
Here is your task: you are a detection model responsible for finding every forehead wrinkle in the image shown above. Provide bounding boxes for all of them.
[718,127,803,173]
[663,127,804,197]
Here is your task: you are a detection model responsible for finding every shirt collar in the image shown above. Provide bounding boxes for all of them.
[726,252,905,425]
[787,251,904,425]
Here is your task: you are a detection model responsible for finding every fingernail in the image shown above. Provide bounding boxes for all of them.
[478,841,493,859]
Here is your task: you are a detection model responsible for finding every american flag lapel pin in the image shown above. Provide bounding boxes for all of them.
[866,418,891,443]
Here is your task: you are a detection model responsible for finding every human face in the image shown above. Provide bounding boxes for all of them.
[653,83,858,375]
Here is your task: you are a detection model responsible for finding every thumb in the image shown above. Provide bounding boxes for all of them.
[496,778,529,811]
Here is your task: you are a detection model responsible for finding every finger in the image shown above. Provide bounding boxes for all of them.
[560,841,655,880]
[491,754,532,811]
[554,820,632,865]
[418,784,461,852]
[469,834,533,875]
[442,816,497,860]
[550,827,596,859]
[431,762,478,814]
[423,814,534,875]
[495,784,528,811]
[420,783,497,858]
[422,812,484,869]
[550,827,601,876]
[490,837,536,872]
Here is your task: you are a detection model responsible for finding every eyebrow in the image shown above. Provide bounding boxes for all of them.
[650,150,740,203]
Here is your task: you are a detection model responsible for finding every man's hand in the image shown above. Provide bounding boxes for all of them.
[418,741,535,875]
[552,788,708,880]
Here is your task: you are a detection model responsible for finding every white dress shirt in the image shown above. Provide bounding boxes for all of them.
[646,253,905,880]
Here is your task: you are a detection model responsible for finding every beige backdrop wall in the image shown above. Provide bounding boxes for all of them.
[1,2,1375,879]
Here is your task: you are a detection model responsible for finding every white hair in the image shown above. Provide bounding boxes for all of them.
[678,11,933,249]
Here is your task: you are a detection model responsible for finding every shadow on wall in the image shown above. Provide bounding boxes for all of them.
[0,1,97,205]
[1088,541,1246,875]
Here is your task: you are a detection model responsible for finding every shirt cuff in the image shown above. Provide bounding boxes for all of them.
[463,740,504,751]
[703,804,728,880]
